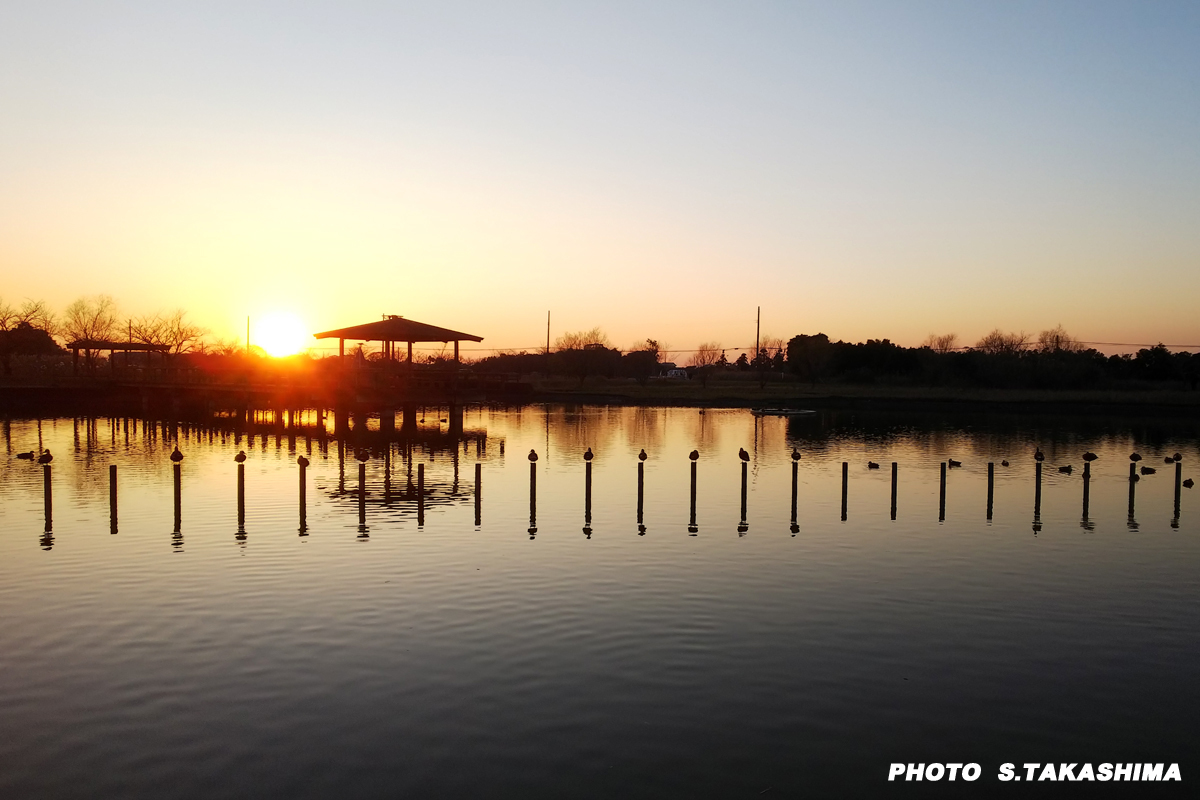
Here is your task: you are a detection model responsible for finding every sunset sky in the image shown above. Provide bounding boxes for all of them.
[2,1,1197,357]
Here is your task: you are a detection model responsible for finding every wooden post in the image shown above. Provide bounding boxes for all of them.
[987,462,994,521]
[528,461,537,536]
[43,464,52,528]
[890,462,898,521]
[407,341,413,370]
[109,464,118,533]
[299,458,308,534]
[1035,461,1043,515]
[790,460,799,532]
[454,340,460,365]
[173,463,182,532]
[1127,469,1138,530]
[738,461,748,534]
[474,462,482,527]
[417,463,425,527]
[637,461,645,533]
[584,460,593,532]
[688,461,698,533]
[840,461,848,522]
[1082,461,1091,522]
[939,462,947,521]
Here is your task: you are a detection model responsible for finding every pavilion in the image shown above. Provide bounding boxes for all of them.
[313,315,483,366]
[67,339,172,374]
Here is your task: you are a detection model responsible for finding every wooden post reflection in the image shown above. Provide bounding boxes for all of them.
[987,462,994,521]
[738,461,748,535]
[840,461,848,522]
[1127,467,1138,531]
[109,464,118,534]
[237,462,246,539]
[1081,462,1093,530]
[417,463,425,527]
[938,462,947,522]
[475,462,482,527]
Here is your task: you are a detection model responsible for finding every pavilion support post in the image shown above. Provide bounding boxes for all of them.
[454,341,460,364]
[339,338,345,366]
[408,342,413,371]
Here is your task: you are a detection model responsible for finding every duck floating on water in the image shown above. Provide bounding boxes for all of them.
[16,451,34,460]
[1140,465,1156,475]
[948,459,962,468]
[1058,465,1072,474]
[1000,460,1010,467]
[867,461,880,469]
[1184,478,1195,489]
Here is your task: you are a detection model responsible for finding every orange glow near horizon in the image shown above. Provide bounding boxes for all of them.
[253,312,310,358]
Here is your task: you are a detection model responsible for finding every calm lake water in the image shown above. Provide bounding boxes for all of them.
[1,405,1197,798]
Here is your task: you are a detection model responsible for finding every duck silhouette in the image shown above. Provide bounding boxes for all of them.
[738,448,749,462]
[528,449,538,462]
[355,449,369,463]
[1082,452,1098,462]
[170,447,184,463]
[37,450,52,464]
[1130,453,1142,463]
[234,450,247,463]
[16,451,34,460]
[867,461,880,469]
[1172,452,1183,462]
[1140,465,1156,475]
[638,449,647,461]
[1058,465,1072,474]
[689,450,699,461]
[297,455,310,467]
[791,449,801,461]
[948,459,962,468]
[1000,460,1010,467]
[1034,448,1045,462]
[1164,456,1175,464]
[583,447,593,462]
[1184,478,1195,489]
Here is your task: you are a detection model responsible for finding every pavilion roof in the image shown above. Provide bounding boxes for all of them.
[313,316,483,343]
[67,339,172,352]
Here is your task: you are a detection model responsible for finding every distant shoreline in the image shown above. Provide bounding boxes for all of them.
[526,379,1200,417]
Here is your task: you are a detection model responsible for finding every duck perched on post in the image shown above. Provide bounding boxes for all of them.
[1130,452,1142,463]
[738,448,749,462]
[234,450,247,463]
[170,447,184,463]
[1034,448,1045,462]
[37,450,53,464]
[354,449,370,463]
[791,449,801,462]
[1082,452,1098,462]
[583,448,593,462]
[638,449,647,461]
[297,455,310,468]
[528,449,538,462]
[689,450,699,461]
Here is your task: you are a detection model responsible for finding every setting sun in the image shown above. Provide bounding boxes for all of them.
[253,312,309,357]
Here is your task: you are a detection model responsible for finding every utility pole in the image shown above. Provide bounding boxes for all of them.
[546,311,550,356]
[246,316,250,354]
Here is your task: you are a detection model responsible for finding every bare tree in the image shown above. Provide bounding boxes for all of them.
[555,327,612,351]
[975,329,1029,355]
[132,310,208,356]
[0,298,56,335]
[923,332,958,354]
[690,342,723,368]
[1037,324,1082,353]
[62,295,121,369]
